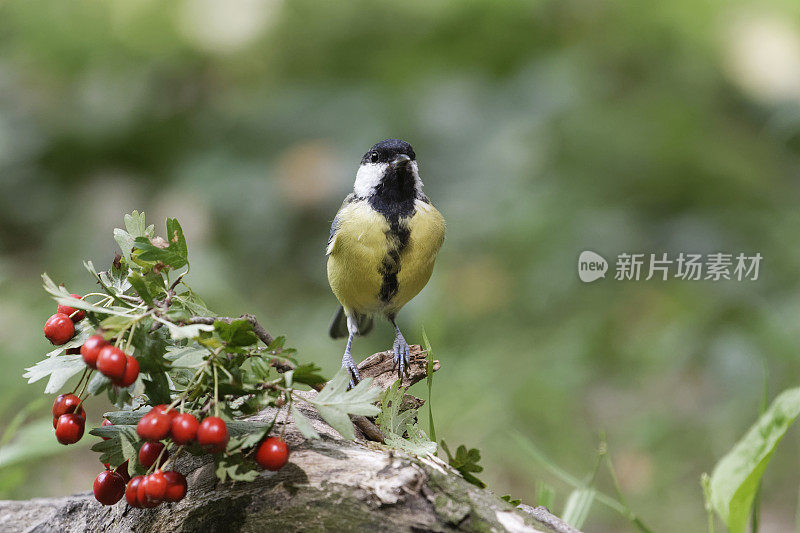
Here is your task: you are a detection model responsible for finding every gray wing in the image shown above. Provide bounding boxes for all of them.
[328,213,341,250]
[327,194,355,255]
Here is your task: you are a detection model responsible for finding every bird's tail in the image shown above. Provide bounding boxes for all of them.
[329,306,373,339]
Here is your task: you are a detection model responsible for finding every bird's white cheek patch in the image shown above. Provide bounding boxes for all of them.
[354,163,387,197]
[410,161,423,190]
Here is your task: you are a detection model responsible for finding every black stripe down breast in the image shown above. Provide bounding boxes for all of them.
[369,195,415,305]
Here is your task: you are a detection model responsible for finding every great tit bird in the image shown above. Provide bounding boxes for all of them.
[327,139,445,384]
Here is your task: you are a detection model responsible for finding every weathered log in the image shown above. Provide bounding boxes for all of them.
[0,348,579,533]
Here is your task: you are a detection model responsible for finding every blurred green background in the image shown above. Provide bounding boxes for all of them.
[3,0,800,530]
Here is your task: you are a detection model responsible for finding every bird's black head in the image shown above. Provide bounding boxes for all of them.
[361,139,416,165]
[354,138,422,207]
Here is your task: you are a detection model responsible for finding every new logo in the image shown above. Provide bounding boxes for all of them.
[578,251,608,283]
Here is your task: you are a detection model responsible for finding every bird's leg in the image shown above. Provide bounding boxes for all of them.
[389,317,410,379]
[341,316,361,388]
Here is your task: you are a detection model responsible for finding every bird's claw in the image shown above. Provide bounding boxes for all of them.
[392,334,410,380]
[342,352,361,389]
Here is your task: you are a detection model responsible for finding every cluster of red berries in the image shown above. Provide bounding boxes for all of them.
[45,294,291,507]
[46,295,141,446]
[52,393,86,444]
[81,334,139,387]
[44,294,84,345]
[124,470,187,508]
[93,466,187,507]
[43,293,140,388]
[136,405,230,452]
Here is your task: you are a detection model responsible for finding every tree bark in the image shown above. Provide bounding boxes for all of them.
[0,347,580,533]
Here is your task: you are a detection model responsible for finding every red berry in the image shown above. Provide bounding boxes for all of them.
[44,313,75,345]
[115,461,131,483]
[163,471,187,502]
[126,475,144,507]
[93,470,125,505]
[138,441,168,469]
[144,471,167,502]
[196,417,229,453]
[136,478,159,508]
[256,437,290,471]
[115,355,139,387]
[170,413,199,444]
[136,412,171,441]
[81,335,108,369]
[52,393,85,418]
[55,413,85,444]
[96,345,127,381]
[57,294,86,323]
[52,394,85,428]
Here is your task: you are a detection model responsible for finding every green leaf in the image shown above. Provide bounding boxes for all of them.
[99,315,136,337]
[225,420,271,437]
[133,236,187,269]
[113,228,135,261]
[172,291,213,317]
[214,452,259,482]
[562,488,595,529]
[130,323,170,373]
[376,380,415,436]
[309,367,380,440]
[103,410,148,425]
[226,421,272,452]
[143,372,172,404]
[165,346,207,368]
[291,405,320,439]
[441,440,486,488]
[89,424,139,468]
[103,262,131,293]
[128,272,154,305]
[87,372,111,395]
[132,218,188,270]
[291,363,326,388]
[23,354,85,394]
[708,386,800,533]
[215,319,257,347]
[267,336,286,351]
[166,218,188,261]
[42,273,131,317]
[124,210,149,238]
[83,261,136,308]
[113,211,151,263]
[500,495,522,506]
[386,424,437,457]
[250,357,271,381]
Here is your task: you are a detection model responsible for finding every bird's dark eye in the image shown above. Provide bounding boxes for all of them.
[369,152,379,163]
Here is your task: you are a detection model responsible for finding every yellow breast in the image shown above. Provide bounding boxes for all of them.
[390,200,445,314]
[327,200,390,314]
[327,198,445,316]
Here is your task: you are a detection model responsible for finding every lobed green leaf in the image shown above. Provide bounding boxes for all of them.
[310,367,380,440]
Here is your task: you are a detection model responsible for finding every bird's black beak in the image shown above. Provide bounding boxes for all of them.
[390,154,412,170]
